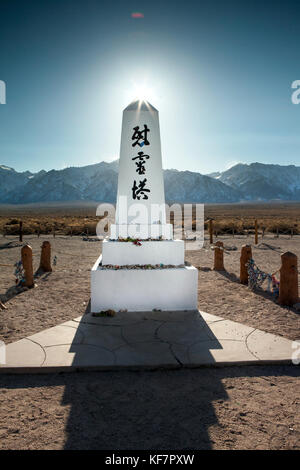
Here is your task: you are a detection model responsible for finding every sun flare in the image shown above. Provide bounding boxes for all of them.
[126,82,157,104]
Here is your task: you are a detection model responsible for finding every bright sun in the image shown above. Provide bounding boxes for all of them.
[133,85,152,100]
[126,82,157,103]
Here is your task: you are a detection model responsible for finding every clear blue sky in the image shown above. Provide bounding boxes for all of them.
[0,0,299,174]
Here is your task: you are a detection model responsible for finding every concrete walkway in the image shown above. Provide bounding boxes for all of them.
[0,311,295,373]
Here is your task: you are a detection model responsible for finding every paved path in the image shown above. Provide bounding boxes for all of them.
[0,311,295,372]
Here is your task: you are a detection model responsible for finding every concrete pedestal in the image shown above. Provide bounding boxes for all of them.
[102,239,184,266]
[91,255,198,312]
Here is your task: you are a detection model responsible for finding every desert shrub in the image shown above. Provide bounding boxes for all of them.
[266,222,299,234]
[3,223,19,235]
[6,218,19,225]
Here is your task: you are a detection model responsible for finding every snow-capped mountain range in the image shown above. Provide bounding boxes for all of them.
[0,161,299,204]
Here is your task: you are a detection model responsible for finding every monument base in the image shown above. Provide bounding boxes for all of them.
[91,255,198,312]
[102,239,184,266]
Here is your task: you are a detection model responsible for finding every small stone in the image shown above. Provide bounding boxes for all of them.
[293,303,300,311]
[9,428,19,434]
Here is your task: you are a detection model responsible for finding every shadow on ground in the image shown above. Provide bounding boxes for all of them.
[0,365,298,450]
[0,240,24,251]
[62,307,222,370]
[0,271,52,305]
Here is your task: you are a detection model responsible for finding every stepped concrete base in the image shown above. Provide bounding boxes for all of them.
[102,239,184,266]
[91,255,198,312]
[110,223,173,240]
[0,311,295,373]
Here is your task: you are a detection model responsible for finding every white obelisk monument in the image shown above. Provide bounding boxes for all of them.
[91,100,198,312]
[110,100,173,239]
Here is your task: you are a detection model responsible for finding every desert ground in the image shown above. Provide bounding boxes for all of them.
[0,203,299,450]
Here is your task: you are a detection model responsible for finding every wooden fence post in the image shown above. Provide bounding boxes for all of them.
[169,212,174,234]
[21,244,34,288]
[39,241,52,272]
[192,206,196,231]
[278,252,299,306]
[240,244,252,285]
[214,241,224,271]
[19,221,23,242]
[254,220,258,245]
[181,210,185,240]
[209,219,213,244]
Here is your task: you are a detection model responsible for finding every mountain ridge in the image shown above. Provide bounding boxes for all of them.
[0,161,299,204]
